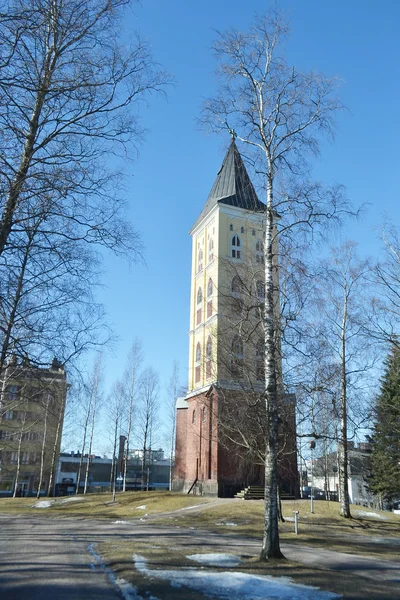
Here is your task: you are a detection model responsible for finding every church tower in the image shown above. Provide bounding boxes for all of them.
[173,140,297,497]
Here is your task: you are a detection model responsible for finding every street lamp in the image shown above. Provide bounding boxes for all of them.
[310,440,316,514]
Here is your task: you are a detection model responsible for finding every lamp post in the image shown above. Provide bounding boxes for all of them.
[310,440,316,514]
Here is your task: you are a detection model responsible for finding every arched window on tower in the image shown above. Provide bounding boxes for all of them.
[195,342,201,383]
[256,280,265,319]
[196,287,202,325]
[256,337,265,381]
[207,278,213,318]
[231,275,243,297]
[208,237,214,263]
[231,235,241,259]
[206,335,212,379]
[198,248,203,272]
[231,335,244,378]
[255,240,264,264]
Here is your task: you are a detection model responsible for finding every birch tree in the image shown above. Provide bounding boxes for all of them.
[0,0,168,258]
[202,11,348,559]
[122,339,143,491]
[83,355,103,494]
[137,367,159,490]
[315,242,375,517]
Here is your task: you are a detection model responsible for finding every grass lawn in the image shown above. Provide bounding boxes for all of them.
[2,493,399,598]
[0,490,212,519]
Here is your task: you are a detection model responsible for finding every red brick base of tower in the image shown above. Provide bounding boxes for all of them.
[172,385,299,498]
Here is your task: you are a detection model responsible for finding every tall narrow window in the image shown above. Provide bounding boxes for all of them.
[206,336,212,379]
[231,235,241,259]
[256,338,265,381]
[207,278,213,318]
[197,248,203,272]
[196,287,202,325]
[256,280,265,300]
[231,275,243,296]
[208,237,214,262]
[195,342,201,383]
[231,335,244,377]
[255,240,264,264]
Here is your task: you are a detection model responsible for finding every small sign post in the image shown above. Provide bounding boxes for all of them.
[293,510,299,535]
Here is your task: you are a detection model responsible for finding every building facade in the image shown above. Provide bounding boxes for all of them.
[0,357,68,496]
[173,140,298,497]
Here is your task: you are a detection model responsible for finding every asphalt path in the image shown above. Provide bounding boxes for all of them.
[1,512,400,599]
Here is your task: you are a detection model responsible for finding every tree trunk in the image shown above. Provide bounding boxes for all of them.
[339,288,351,518]
[37,396,49,498]
[260,171,283,560]
[47,405,63,497]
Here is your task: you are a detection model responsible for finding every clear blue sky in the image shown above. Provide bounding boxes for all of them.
[87,0,400,452]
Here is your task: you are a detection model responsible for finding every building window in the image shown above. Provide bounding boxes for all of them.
[207,301,213,319]
[255,240,264,264]
[196,287,202,325]
[198,248,203,272]
[192,409,196,424]
[256,338,265,381]
[231,235,241,259]
[231,335,244,377]
[252,229,256,236]
[195,342,201,383]
[206,336,212,379]
[207,278,213,297]
[208,237,214,262]
[5,410,14,420]
[256,280,265,300]
[10,451,18,464]
[241,226,244,233]
[202,407,207,422]
[231,275,243,296]
[230,223,233,231]
[7,385,19,401]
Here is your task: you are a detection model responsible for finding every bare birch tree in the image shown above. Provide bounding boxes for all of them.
[202,11,348,559]
[122,339,143,491]
[165,361,185,490]
[83,355,103,494]
[137,367,159,490]
[0,0,168,258]
[314,242,375,517]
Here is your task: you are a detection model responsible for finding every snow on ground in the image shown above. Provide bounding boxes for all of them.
[181,504,201,510]
[188,553,242,567]
[88,544,159,600]
[133,554,341,600]
[136,505,147,510]
[114,520,130,524]
[216,521,238,526]
[32,500,54,508]
[354,510,388,520]
[59,496,85,504]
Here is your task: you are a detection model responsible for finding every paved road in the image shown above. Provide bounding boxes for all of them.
[1,512,400,599]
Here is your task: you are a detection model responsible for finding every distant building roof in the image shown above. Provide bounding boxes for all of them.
[191,140,265,231]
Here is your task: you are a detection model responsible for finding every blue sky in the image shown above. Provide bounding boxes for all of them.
[86,1,400,452]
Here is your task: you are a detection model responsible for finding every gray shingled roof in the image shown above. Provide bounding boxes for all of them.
[191,140,265,231]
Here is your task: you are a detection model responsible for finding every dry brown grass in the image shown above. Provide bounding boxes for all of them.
[0,491,212,519]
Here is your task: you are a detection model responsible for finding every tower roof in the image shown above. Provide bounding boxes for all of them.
[192,140,265,231]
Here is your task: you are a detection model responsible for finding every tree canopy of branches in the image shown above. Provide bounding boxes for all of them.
[369,345,400,506]
[0,0,168,367]
[202,10,349,559]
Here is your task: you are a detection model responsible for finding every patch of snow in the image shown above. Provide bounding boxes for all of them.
[133,554,340,600]
[188,553,242,567]
[139,518,147,522]
[114,520,130,524]
[393,509,400,515]
[354,510,388,520]
[284,517,295,522]
[32,500,54,508]
[136,505,147,510]
[59,496,85,504]
[88,544,154,600]
[216,521,238,527]
[181,504,201,510]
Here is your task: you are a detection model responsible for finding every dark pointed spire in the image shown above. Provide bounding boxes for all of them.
[192,140,265,231]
